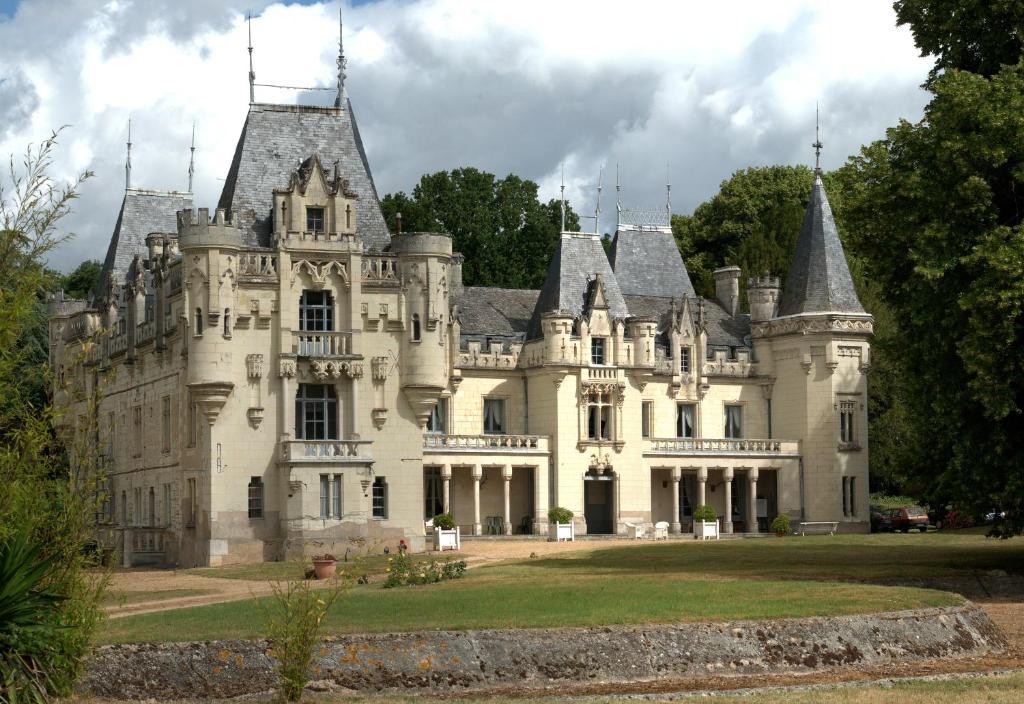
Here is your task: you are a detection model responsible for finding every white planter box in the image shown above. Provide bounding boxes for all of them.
[548,521,575,542]
[433,526,461,551]
[694,519,719,540]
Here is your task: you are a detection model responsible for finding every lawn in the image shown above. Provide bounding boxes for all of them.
[101,588,213,606]
[186,553,456,582]
[93,532,1024,645]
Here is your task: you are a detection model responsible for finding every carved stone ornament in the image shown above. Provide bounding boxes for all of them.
[371,408,388,429]
[310,359,362,380]
[247,407,264,428]
[279,358,297,378]
[752,315,874,339]
[246,353,264,379]
[371,356,390,382]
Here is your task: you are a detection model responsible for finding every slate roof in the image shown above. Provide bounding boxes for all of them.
[94,189,192,302]
[622,294,750,352]
[777,174,865,316]
[217,101,390,251]
[454,286,539,339]
[610,226,696,299]
[527,233,630,340]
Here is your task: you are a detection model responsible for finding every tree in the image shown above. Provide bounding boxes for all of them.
[0,131,107,700]
[381,168,579,289]
[60,259,101,300]
[894,0,1024,86]
[839,61,1024,535]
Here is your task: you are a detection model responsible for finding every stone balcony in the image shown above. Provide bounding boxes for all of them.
[423,433,550,455]
[645,437,801,458]
[292,330,354,357]
[280,439,373,463]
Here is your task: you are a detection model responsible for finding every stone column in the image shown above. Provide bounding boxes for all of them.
[747,468,759,534]
[670,467,682,534]
[533,463,549,535]
[723,468,734,534]
[472,465,482,536]
[441,464,451,515]
[502,465,513,535]
[349,375,360,438]
[697,467,707,508]
[280,373,293,443]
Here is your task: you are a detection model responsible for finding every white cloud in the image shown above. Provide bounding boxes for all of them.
[0,0,932,271]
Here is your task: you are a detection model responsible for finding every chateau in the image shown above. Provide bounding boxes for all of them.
[48,36,872,567]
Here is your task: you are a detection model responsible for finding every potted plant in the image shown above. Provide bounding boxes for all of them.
[431,513,460,551]
[770,514,791,537]
[692,505,719,540]
[548,507,575,542]
[311,553,337,579]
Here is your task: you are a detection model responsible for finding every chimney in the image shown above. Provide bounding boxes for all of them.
[395,211,403,235]
[713,265,741,316]
[451,253,464,297]
[747,274,781,322]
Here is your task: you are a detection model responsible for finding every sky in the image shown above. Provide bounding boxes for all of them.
[0,0,933,272]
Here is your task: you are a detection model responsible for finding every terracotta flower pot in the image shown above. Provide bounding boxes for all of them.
[312,559,337,580]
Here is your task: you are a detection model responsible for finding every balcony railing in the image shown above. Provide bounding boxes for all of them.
[423,433,550,453]
[281,439,373,463]
[646,438,800,456]
[293,330,353,357]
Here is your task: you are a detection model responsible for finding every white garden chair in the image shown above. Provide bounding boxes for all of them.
[653,521,669,540]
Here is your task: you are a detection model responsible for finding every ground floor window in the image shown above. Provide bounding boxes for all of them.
[842,476,857,517]
[248,477,264,519]
[372,476,388,519]
[679,475,695,517]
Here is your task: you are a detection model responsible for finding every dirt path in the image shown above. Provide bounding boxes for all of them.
[104,570,279,618]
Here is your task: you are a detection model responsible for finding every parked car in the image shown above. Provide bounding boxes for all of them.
[888,506,930,533]
[870,504,891,532]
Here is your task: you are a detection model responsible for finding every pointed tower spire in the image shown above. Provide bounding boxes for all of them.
[247,12,255,104]
[665,162,672,222]
[188,123,196,193]
[812,102,823,174]
[594,166,603,236]
[615,162,621,231]
[560,163,566,232]
[335,6,348,108]
[125,118,132,191]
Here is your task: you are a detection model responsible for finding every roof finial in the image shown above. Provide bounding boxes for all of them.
[812,102,823,175]
[335,6,348,108]
[560,162,566,232]
[125,118,132,191]
[616,162,622,227]
[187,122,196,193]
[594,165,603,236]
[247,12,255,104]
[665,162,672,221]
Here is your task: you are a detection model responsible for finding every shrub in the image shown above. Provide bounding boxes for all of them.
[692,505,717,522]
[263,574,343,701]
[432,513,455,530]
[548,507,573,524]
[383,551,467,589]
[770,515,791,535]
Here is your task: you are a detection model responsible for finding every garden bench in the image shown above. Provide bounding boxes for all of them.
[797,521,838,536]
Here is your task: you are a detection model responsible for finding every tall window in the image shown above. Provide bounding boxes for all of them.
[120,490,127,526]
[147,487,155,527]
[163,484,171,526]
[680,346,692,374]
[223,308,231,337]
[133,487,142,526]
[319,475,330,519]
[295,384,338,440]
[372,477,388,519]
[248,477,264,519]
[842,476,858,517]
[591,337,606,365]
[411,313,421,341]
[195,308,203,335]
[676,403,695,438]
[587,391,612,441]
[161,396,171,453]
[839,400,856,445]
[185,477,196,527]
[483,398,505,435]
[306,206,325,233]
[132,406,142,458]
[424,467,443,519]
[188,400,197,448]
[332,474,342,518]
[298,291,334,355]
[107,411,116,459]
[641,401,653,438]
[426,398,447,434]
[725,405,743,439]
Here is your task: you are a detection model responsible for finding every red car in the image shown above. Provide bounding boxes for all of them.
[887,506,930,533]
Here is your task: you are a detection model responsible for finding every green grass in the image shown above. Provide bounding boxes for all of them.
[95,532,1021,645]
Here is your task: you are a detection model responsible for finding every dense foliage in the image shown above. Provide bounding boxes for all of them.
[383,551,467,588]
[693,505,717,522]
[381,167,579,289]
[548,506,573,524]
[0,132,107,701]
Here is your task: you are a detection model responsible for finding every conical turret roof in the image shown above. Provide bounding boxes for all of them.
[777,174,864,316]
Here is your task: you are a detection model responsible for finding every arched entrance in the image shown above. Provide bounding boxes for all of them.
[584,467,615,534]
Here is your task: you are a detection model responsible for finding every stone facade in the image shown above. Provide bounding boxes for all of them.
[49,97,871,567]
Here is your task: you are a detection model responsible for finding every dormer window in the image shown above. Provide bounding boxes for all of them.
[680,346,692,374]
[591,337,606,365]
[306,207,325,233]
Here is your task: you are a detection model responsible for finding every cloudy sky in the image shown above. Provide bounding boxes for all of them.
[0,0,933,272]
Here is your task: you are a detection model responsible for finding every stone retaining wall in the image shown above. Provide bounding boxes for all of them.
[82,604,1005,699]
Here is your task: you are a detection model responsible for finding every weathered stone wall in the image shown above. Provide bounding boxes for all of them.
[82,604,1004,699]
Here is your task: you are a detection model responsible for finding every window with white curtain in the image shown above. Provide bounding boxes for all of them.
[483,398,505,434]
[676,404,696,438]
[725,405,743,439]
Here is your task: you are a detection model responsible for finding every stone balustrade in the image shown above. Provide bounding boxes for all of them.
[293,330,353,357]
[280,439,373,463]
[423,433,550,454]
[137,320,156,344]
[361,255,399,285]
[646,437,800,456]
